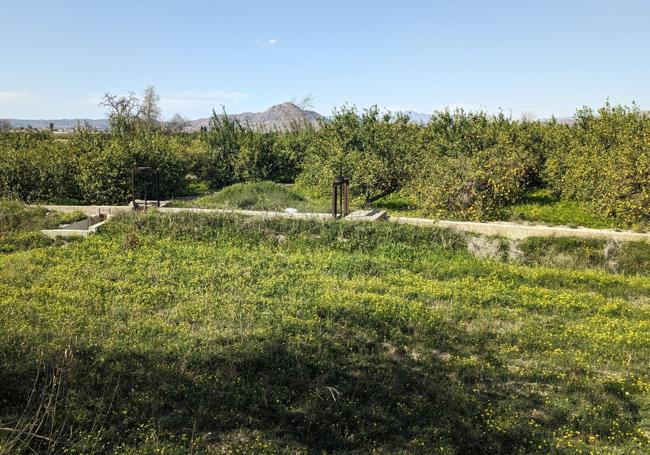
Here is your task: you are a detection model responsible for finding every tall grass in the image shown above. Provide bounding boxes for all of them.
[170,181,331,213]
[0,201,86,254]
[0,212,648,453]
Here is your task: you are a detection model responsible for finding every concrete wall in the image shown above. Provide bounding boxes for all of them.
[390,217,650,243]
[36,204,650,243]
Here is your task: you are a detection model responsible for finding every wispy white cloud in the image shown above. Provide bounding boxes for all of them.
[255,38,281,45]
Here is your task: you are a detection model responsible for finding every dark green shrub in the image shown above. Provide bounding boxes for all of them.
[0,137,80,202]
[544,104,650,226]
[296,106,417,204]
[411,142,537,220]
[614,241,650,275]
[76,131,189,204]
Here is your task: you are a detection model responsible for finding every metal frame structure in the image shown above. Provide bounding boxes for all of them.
[131,166,161,209]
[331,175,349,219]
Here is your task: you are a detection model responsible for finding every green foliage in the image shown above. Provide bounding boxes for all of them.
[544,103,650,226]
[409,111,540,219]
[0,133,81,202]
[615,241,650,275]
[0,200,85,254]
[518,236,607,269]
[0,129,191,204]
[201,110,245,188]
[504,188,621,229]
[420,109,513,157]
[1,101,650,227]
[509,235,650,275]
[196,110,312,190]
[172,181,330,212]
[296,106,417,204]
[76,135,134,204]
[75,130,190,204]
[0,231,54,253]
[0,212,649,453]
[0,200,51,233]
[0,200,85,233]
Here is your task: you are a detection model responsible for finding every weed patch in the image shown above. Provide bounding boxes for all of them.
[0,212,648,453]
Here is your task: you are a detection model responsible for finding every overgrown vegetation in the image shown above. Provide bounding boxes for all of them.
[1,90,649,227]
[0,212,649,453]
[0,201,85,253]
[170,181,330,212]
[544,105,650,227]
[0,89,312,205]
[503,188,622,229]
[295,106,417,205]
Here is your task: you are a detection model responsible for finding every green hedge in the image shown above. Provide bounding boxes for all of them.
[410,142,537,220]
[1,103,649,226]
[544,104,650,226]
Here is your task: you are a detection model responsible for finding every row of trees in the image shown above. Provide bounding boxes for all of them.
[297,103,649,225]
[0,122,310,205]
[1,89,648,225]
[0,87,312,204]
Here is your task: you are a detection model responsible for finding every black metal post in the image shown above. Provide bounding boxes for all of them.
[339,178,343,218]
[342,179,350,217]
[331,181,338,218]
[156,170,160,208]
[131,168,135,207]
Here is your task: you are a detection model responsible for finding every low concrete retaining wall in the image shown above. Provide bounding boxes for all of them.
[36,204,650,243]
[390,217,650,243]
[41,214,108,239]
[39,205,131,217]
[158,207,332,220]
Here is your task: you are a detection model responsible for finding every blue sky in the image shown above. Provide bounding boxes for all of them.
[1,0,649,119]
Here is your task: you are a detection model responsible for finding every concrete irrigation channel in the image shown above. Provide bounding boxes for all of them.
[35,204,650,243]
[40,214,108,238]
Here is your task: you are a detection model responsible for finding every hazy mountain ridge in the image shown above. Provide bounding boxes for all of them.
[3,103,325,132]
[4,118,109,131]
[7,104,577,132]
[187,102,325,132]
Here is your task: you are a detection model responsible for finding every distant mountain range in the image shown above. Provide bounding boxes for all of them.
[3,102,327,133]
[187,102,324,132]
[3,103,578,132]
[399,111,431,123]
[5,118,109,131]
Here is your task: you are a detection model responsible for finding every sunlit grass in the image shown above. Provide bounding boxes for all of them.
[169,181,331,213]
[0,212,648,453]
[0,200,86,254]
[502,188,621,229]
[374,188,626,230]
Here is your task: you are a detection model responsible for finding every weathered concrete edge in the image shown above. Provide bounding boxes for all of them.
[41,220,108,239]
[157,207,331,220]
[41,229,91,238]
[36,205,650,243]
[35,204,332,221]
[390,217,650,243]
[37,205,131,217]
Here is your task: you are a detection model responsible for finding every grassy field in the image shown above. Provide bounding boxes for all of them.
[179,182,626,232]
[502,189,624,230]
[1,211,649,454]
[375,189,623,230]
[169,182,332,213]
[0,201,86,254]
